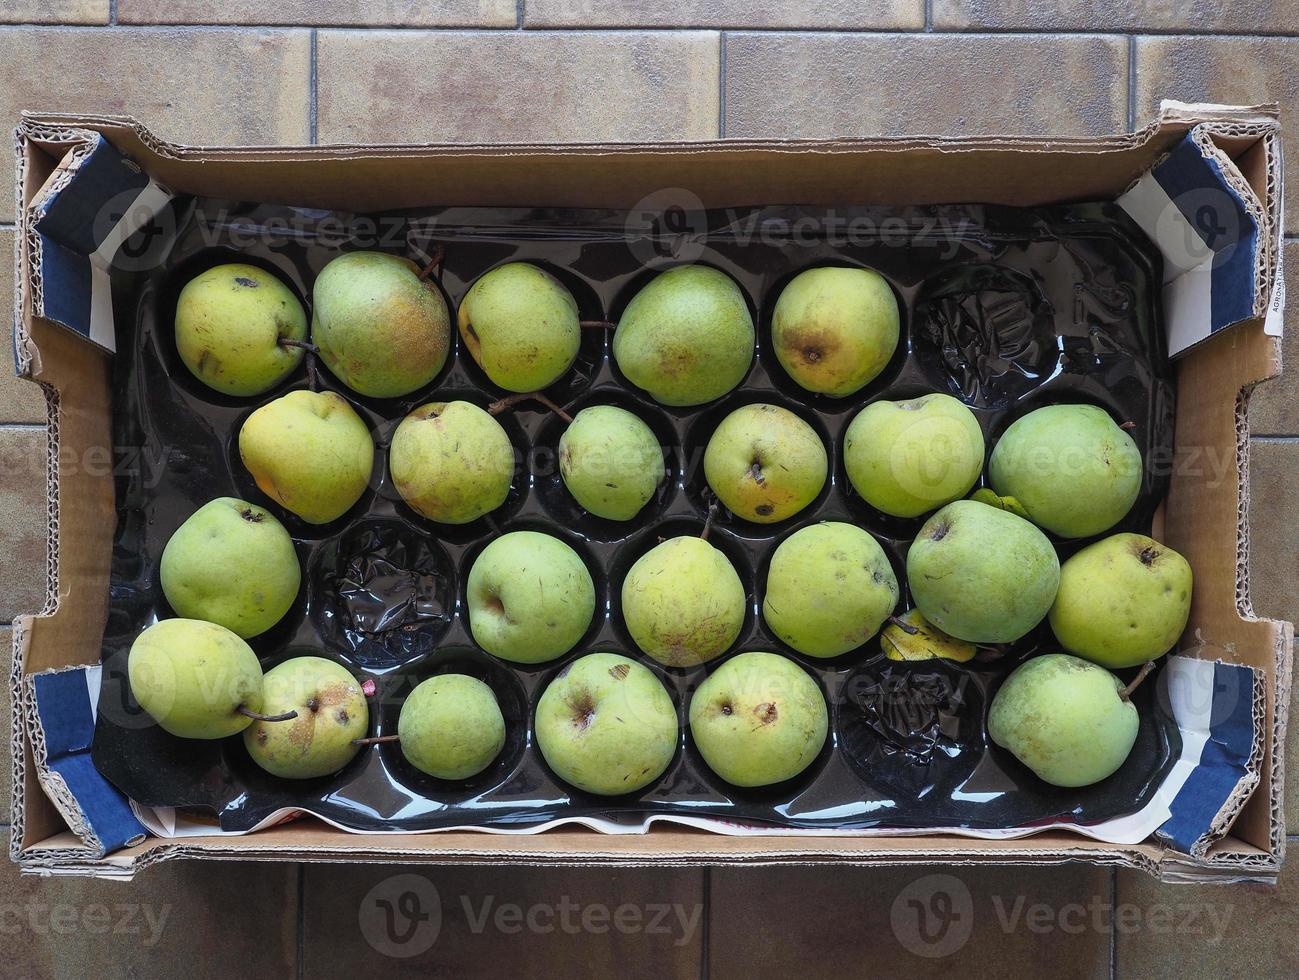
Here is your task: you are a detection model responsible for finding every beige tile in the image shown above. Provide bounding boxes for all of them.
[0,626,10,824]
[935,0,1299,32]
[302,863,704,975]
[0,27,312,222]
[120,0,516,26]
[0,856,298,977]
[316,29,720,143]
[0,1,108,23]
[1247,439,1299,625]
[527,0,923,29]
[1249,242,1299,436]
[0,230,49,424]
[1134,36,1299,231]
[1115,864,1299,979]
[0,427,46,622]
[709,865,1111,977]
[723,33,1127,139]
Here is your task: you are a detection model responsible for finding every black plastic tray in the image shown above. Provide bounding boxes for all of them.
[91,199,1180,833]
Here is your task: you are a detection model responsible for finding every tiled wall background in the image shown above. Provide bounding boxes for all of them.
[2,2,1298,977]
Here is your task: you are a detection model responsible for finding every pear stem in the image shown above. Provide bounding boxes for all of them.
[886,614,920,635]
[352,734,402,746]
[580,319,615,330]
[487,391,573,424]
[278,338,318,354]
[1119,661,1157,702]
[417,245,445,282]
[700,502,718,542]
[1119,420,1137,430]
[278,338,321,391]
[237,705,299,723]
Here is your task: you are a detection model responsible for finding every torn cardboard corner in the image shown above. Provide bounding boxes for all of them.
[8,106,1292,883]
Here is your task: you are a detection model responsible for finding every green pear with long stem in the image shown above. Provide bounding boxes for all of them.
[613,265,754,406]
[559,405,666,520]
[535,653,678,795]
[458,262,581,392]
[312,251,451,398]
[389,401,515,524]
[175,263,307,397]
[160,497,300,639]
[771,266,899,396]
[239,390,375,524]
[243,656,369,779]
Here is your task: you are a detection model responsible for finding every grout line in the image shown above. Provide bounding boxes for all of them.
[0,422,48,430]
[700,866,712,979]
[517,0,525,29]
[1126,36,1136,131]
[1109,867,1118,979]
[309,28,318,145]
[924,0,933,32]
[1251,435,1299,443]
[296,864,306,980]
[718,32,727,138]
[108,0,117,26]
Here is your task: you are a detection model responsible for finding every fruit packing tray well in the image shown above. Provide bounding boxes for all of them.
[91,198,1179,834]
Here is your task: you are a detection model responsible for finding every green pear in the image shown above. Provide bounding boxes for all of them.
[535,653,678,795]
[312,251,451,398]
[988,653,1140,787]
[558,405,665,521]
[763,522,898,658]
[466,531,595,664]
[771,266,899,396]
[613,265,754,406]
[127,619,264,739]
[844,394,985,518]
[239,390,375,524]
[880,608,977,663]
[389,401,515,524]
[689,651,828,787]
[906,499,1060,643]
[704,404,827,523]
[988,404,1142,538]
[159,497,300,639]
[458,262,581,392]
[1050,533,1192,668]
[243,656,369,779]
[621,536,745,667]
[175,263,307,397]
[396,674,506,780]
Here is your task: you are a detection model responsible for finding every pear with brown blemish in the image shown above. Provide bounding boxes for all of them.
[243,656,369,779]
[312,251,451,398]
[534,653,678,795]
[175,263,307,397]
[703,403,827,523]
[771,266,899,397]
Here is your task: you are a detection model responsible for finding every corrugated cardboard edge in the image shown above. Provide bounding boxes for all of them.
[7,106,1290,883]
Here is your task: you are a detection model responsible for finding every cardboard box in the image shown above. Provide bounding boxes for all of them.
[9,105,1292,882]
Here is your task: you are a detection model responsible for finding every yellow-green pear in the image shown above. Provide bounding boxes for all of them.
[243,656,369,779]
[389,401,515,524]
[127,619,265,739]
[988,404,1142,538]
[239,390,374,524]
[160,498,300,639]
[458,262,580,392]
[175,263,307,397]
[535,653,678,795]
[704,404,827,523]
[396,674,506,780]
[621,536,745,667]
[558,405,665,521]
[844,394,985,518]
[763,522,898,658]
[313,251,451,398]
[771,266,899,396]
[989,653,1141,787]
[1049,533,1192,668]
[688,652,828,787]
[613,265,754,406]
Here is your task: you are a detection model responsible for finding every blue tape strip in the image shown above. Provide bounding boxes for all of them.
[33,669,147,855]
[34,232,92,340]
[34,136,149,256]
